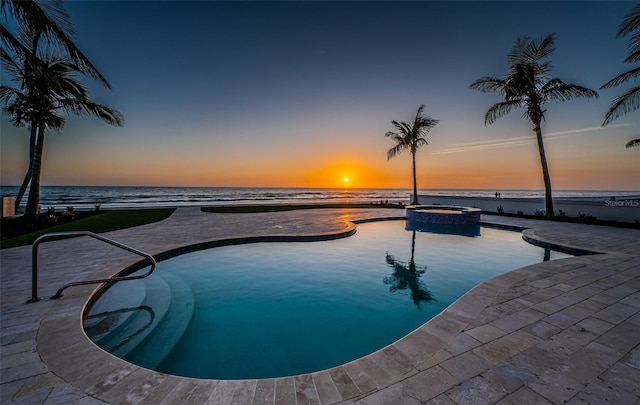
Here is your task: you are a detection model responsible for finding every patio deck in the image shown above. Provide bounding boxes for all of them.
[1,207,639,404]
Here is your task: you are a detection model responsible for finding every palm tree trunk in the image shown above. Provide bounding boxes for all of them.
[533,123,555,219]
[411,152,419,205]
[14,123,37,212]
[25,124,45,217]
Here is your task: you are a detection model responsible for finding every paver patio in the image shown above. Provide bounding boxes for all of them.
[1,207,639,404]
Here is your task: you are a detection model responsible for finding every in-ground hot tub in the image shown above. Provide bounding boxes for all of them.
[406,205,481,225]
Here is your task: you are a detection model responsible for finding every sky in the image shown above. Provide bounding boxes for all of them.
[1,1,639,191]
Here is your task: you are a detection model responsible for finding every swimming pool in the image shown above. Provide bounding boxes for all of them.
[84,220,571,379]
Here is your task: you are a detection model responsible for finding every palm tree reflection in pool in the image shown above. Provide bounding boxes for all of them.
[384,230,434,310]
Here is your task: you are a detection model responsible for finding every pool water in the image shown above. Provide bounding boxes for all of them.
[84,220,570,379]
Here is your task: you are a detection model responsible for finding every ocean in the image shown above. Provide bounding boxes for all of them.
[1,186,639,211]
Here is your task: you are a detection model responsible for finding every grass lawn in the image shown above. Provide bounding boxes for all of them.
[1,209,175,249]
[201,203,405,213]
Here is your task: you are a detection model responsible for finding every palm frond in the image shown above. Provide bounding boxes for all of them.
[57,99,124,126]
[1,0,111,89]
[602,85,640,125]
[624,31,640,63]
[601,66,640,89]
[470,77,505,94]
[507,36,530,64]
[0,84,21,104]
[625,138,640,148]
[484,99,522,125]
[542,79,599,103]
[617,3,640,37]
[387,143,406,160]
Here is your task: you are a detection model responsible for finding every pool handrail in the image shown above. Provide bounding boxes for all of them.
[29,231,156,303]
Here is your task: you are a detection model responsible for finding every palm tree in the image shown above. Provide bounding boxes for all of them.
[385,104,439,206]
[2,2,118,214]
[0,0,111,88]
[1,28,123,216]
[470,34,598,219]
[601,3,640,148]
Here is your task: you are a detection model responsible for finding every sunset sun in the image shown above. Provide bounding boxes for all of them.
[344,177,350,184]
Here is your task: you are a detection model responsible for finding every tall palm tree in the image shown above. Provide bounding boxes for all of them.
[2,1,117,214]
[2,30,123,216]
[601,3,640,148]
[1,0,110,88]
[385,104,439,205]
[470,34,598,219]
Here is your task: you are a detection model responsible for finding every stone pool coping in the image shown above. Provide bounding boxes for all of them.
[1,207,639,404]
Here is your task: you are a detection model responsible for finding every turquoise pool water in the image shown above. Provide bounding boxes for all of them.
[84,220,570,379]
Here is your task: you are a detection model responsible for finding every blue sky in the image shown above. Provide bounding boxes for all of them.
[1,1,638,190]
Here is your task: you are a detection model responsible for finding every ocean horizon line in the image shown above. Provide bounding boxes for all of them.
[1,185,639,211]
[2,185,639,192]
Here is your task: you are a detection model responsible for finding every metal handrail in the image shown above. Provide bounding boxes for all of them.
[29,231,156,303]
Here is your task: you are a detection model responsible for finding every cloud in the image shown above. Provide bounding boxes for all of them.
[430,123,632,155]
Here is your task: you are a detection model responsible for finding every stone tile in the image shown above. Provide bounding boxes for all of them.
[593,302,639,325]
[491,313,532,333]
[415,349,452,372]
[229,380,257,405]
[576,316,615,336]
[101,368,173,405]
[443,332,482,356]
[252,379,275,405]
[355,383,419,405]
[342,362,377,394]
[621,291,640,309]
[440,351,491,381]
[369,349,413,379]
[560,342,624,387]
[621,347,640,370]
[274,377,296,405]
[0,360,48,384]
[137,375,182,405]
[294,374,320,404]
[494,386,553,405]
[480,363,526,395]
[522,321,561,339]
[600,362,640,397]
[473,330,540,365]
[13,372,64,397]
[392,329,446,368]
[327,367,360,401]
[510,346,563,376]
[565,380,638,405]
[401,366,459,402]
[596,321,640,354]
[423,393,457,405]
[465,324,507,343]
[156,379,199,405]
[380,345,415,373]
[43,384,85,405]
[354,357,395,389]
[312,371,341,405]
[445,375,506,405]
[531,301,563,315]
[206,380,241,405]
[526,369,584,404]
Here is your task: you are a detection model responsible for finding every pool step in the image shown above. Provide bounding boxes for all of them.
[124,271,195,369]
[88,273,172,357]
[83,270,148,344]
